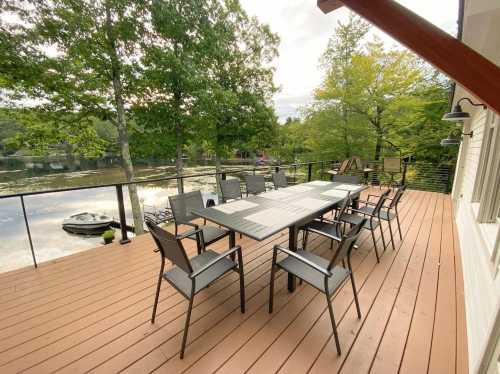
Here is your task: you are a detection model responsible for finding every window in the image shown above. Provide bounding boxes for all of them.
[477,112,500,223]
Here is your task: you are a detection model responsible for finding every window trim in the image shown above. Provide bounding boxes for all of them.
[477,112,500,223]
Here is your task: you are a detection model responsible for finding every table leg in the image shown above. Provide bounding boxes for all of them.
[229,230,236,261]
[288,226,297,292]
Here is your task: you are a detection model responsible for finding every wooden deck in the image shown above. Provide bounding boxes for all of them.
[0,189,467,374]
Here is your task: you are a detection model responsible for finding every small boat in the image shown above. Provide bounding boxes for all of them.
[62,212,114,235]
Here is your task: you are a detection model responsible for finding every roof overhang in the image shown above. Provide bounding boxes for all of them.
[317,0,343,13]
[316,0,500,116]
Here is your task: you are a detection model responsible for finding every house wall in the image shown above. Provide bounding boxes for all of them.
[452,1,500,373]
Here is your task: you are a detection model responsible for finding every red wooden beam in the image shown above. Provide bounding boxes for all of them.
[317,0,500,116]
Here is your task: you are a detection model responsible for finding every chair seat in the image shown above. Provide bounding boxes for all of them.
[305,220,342,242]
[188,225,229,244]
[357,206,396,221]
[340,213,380,229]
[277,250,349,294]
[163,250,236,297]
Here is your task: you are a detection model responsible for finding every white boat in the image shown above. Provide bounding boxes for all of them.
[62,212,114,235]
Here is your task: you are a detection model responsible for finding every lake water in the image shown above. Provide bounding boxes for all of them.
[0,164,233,272]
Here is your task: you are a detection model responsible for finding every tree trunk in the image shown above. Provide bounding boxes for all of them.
[175,120,184,194]
[105,4,144,235]
[374,133,383,161]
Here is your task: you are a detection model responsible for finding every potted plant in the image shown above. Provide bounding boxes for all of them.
[102,229,115,245]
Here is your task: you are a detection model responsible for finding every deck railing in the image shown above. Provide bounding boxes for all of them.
[0,158,454,269]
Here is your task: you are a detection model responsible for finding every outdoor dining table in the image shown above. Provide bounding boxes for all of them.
[192,180,368,292]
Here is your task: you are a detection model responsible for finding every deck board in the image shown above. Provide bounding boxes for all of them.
[0,189,467,374]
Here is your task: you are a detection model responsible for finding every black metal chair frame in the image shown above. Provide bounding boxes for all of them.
[356,186,406,250]
[169,191,230,254]
[269,220,366,355]
[341,189,391,263]
[146,221,245,359]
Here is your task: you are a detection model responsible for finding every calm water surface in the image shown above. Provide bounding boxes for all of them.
[0,165,230,272]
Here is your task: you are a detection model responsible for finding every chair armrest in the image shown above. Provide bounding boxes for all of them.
[190,246,241,279]
[317,217,343,225]
[176,228,202,240]
[183,222,199,229]
[305,226,342,242]
[349,208,375,217]
[273,245,332,277]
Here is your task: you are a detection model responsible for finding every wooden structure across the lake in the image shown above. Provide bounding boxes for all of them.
[0,189,467,373]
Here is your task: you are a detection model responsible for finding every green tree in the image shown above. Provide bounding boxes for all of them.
[198,0,279,171]
[1,0,151,233]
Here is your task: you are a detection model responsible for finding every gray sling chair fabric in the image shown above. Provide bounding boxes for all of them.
[218,178,243,203]
[269,219,366,355]
[301,192,352,251]
[217,177,244,239]
[169,191,230,254]
[355,185,406,250]
[272,171,288,189]
[340,189,391,263]
[244,174,267,196]
[332,174,361,185]
[146,221,245,359]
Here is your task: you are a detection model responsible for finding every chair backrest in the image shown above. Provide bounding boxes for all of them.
[339,159,351,174]
[328,218,366,271]
[334,192,351,220]
[146,221,193,274]
[272,171,288,189]
[351,156,363,171]
[383,157,402,173]
[389,185,406,209]
[332,174,361,184]
[169,190,204,225]
[245,174,266,195]
[372,189,391,216]
[219,178,242,202]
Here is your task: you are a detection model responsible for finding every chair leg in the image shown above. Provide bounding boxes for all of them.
[302,229,309,250]
[269,264,276,313]
[237,251,245,313]
[349,273,362,319]
[379,221,387,251]
[180,295,194,359]
[396,212,403,240]
[330,239,334,250]
[151,263,164,323]
[371,229,380,263]
[388,218,396,250]
[326,293,341,355]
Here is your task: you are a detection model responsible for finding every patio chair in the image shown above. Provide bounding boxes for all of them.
[244,174,267,196]
[301,192,352,251]
[218,178,243,203]
[218,178,244,239]
[382,157,402,189]
[332,174,361,184]
[269,219,366,355]
[339,189,391,263]
[355,185,406,250]
[169,191,230,255]
[146,221,245,359]
[272,171,288,189]
[327,159,351,178]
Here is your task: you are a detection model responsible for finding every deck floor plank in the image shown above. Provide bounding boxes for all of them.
[0,189,467,374]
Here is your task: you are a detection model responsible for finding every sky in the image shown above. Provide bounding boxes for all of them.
[239,0,459,123]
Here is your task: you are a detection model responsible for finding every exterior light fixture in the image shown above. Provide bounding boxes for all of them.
[440,130,474,147]
[442,97,487,122]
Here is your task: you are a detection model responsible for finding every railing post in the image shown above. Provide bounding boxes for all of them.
[275,166,280,173]
[177,175,184,194]
[307,163,313,182]
[402,161,408,186]
[221,172,226,180]
[115,185,131,244]
[20,196,37,268]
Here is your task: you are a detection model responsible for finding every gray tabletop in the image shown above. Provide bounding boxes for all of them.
[193,181,367,241]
